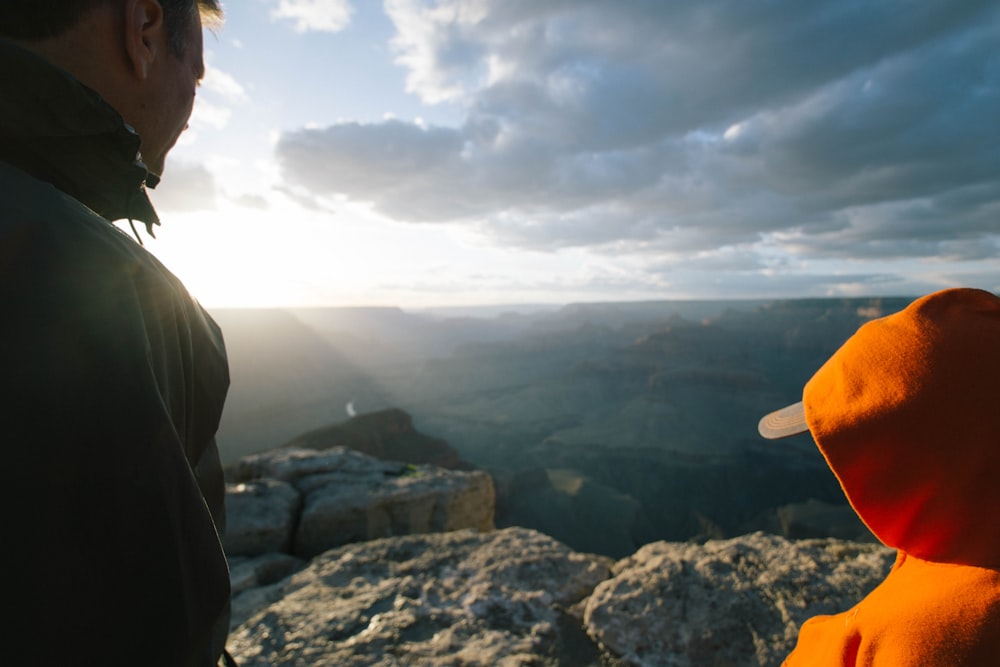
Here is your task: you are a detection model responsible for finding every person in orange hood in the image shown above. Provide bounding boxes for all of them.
[758,287,1000,666]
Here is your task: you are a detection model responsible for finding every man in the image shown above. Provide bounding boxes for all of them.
[758,288,1000,665]
[1,1,233,664]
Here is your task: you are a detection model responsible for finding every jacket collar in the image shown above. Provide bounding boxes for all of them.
[0,39,160,230]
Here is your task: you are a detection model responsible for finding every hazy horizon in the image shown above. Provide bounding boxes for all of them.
[204,293,927,316]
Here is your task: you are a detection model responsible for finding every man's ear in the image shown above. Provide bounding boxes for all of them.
[123,0,166,80]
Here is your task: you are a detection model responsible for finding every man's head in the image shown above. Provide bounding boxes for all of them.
[1,0,223,178]
[1,0,222,56]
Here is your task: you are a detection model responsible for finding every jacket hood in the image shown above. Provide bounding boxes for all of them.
[0,39,159,229]
[803,288,1000,567]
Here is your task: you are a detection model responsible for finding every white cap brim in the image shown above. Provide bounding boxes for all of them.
[758,401,809,439]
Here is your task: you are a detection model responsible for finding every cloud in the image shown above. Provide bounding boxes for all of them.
[189,98,232,131]
[276,0,1000,274]
[185,66,248,136]
[150,162,220,212]
[235,194,270,210]
[202,66,249,103]
[270,0,354,33]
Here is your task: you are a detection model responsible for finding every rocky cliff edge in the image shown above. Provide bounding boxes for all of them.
[225,446,892,666]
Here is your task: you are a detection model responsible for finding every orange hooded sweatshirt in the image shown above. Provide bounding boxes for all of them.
[782,288,1000,666]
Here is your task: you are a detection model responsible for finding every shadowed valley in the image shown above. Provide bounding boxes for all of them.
[213,298,911,557]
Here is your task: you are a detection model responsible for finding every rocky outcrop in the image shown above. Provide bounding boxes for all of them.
[225,479,301,556]
[226,447,495,558]
[222,445,893,666]
[227,527,614,666]
[584,532,894,666]
[227,527,893,666]
[229,552,308,629]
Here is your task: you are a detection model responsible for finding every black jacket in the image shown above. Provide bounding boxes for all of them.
[0,40,231,665]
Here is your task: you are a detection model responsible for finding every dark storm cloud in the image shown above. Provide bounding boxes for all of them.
[276,0,1000,264]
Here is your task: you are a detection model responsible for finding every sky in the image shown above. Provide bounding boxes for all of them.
[145,0,1000,309]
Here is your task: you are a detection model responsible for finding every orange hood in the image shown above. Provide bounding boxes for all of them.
[803,288,1000,568]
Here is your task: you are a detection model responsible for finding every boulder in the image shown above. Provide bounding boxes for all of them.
[227,447,495,558]
[227,527,614,666]
[584,532,894,666]
[224,479,301,556]
[230,445,402,483]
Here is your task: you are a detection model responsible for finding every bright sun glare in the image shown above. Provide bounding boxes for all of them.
[141,201,506,309]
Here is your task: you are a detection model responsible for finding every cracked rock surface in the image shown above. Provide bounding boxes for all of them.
[228,527,614,666]
[584,532,894,666]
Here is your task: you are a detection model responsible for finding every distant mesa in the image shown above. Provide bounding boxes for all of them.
[280,408,474,471]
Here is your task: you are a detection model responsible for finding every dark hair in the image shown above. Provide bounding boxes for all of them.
[0,0,222,55]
